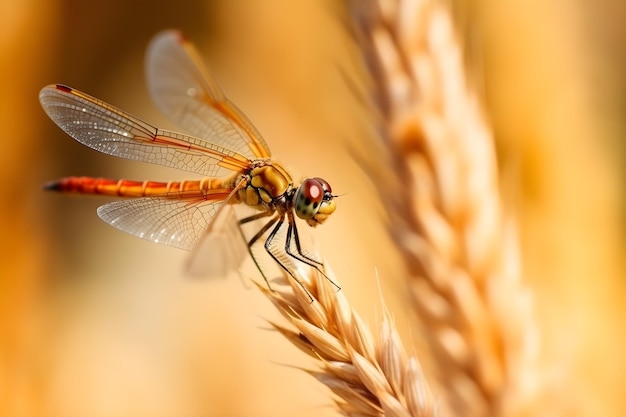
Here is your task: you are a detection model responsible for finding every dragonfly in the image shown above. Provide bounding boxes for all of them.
[41,30,338,289]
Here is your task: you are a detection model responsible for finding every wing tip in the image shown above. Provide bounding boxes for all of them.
[153,29,187,46]
[39,84,72,101]
[173,30,187,44]
[54,84,72,93]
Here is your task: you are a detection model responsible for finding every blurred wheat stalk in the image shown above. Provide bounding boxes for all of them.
[346,0,539,416]
[261,0,541,416]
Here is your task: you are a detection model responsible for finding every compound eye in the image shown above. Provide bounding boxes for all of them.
[313,177,332,194]
[294,178,325,220]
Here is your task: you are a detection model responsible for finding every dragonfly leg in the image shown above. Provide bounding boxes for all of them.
[262,215,313,302]
[284,212,341,291]
[241,212,279,289]
[239,210,274,225]
[238,210,314,300]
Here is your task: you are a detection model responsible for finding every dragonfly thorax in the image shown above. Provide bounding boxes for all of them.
[238,162,293,209]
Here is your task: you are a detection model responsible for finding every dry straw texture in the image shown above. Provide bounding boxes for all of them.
[261,1,539,416]
[259,266,436,417]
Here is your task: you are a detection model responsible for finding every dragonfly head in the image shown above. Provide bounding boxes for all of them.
[294,177,336,227]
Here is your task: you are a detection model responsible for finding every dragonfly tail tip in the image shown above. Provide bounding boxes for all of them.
[43,180,62,191]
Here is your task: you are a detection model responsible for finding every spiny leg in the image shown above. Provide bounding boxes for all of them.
[287,211,323,266]
[239,210,314,299]
[284,211,341,291]
[242,211,312,299]
[262,215,314,301]
[239,211,279,289]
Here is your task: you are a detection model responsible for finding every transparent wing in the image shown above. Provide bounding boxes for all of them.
[97,197,225,251]
[145,30,271,159]
[186,204,250,277]
[39,84,251,178]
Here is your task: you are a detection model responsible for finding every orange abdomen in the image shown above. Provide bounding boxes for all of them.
[44,176,234,199]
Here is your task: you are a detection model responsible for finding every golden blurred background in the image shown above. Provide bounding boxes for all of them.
[1,0,624,416]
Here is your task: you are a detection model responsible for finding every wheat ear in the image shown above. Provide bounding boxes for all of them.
[347,1,539,417]
[258,266,437,417]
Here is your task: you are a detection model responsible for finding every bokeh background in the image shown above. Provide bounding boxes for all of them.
[1,1,624,416]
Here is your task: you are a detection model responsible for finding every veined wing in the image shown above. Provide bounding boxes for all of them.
[39,84,251,177]
[97,196,227,251]
[145,30,271,160]
[186,204,251,277]
[98,190,252,277]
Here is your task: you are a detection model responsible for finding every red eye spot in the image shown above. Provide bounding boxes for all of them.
[308,183,321,200]
[302,179,323,203]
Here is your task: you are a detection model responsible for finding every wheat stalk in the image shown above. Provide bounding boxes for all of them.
[259,265,437,417]
[346,1,540,417]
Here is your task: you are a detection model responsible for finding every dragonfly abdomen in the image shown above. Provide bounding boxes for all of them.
[44,176,234,199]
